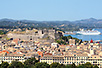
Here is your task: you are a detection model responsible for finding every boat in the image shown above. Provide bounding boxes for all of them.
[65,31,76,35]
[76,29,101,35]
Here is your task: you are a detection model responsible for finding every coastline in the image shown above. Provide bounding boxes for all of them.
[64,28,102,41]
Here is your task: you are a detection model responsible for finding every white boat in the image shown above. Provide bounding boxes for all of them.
[76,29,101,35]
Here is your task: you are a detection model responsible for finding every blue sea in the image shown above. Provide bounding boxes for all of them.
[64,28,102,41]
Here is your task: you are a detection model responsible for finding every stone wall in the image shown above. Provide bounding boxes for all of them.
[7,29,60,41]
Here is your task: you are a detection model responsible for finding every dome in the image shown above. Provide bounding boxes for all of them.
[90,39,93,43]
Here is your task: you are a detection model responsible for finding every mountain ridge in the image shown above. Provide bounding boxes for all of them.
[0,18,102,24]
[0,18,102,31]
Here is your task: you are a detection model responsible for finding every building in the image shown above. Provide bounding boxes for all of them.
[40,54,102,68]
[0,53,25,64]
[40,39,102,68]
[90,39,94,55]
[51,42,58,48]
[69,39,76,45]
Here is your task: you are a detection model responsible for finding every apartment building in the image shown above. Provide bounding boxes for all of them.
[0,54,25,64]
[40,54,102,68]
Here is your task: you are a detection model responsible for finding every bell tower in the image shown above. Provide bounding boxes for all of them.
[90,39,94,55]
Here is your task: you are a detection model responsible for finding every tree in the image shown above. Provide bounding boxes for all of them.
[77,64,85,68]
[50,62,60,68]
[24,57,39,68]
[67,35,72,39]
[71,63,77,68]
[34,62,50,68]
[84,62,93,68]
[66,64,72,68]
[8,61,24,68]
[0,31,4,35]
[56,40,62,44]
[55,35,81,45]
[94,65,99,68]
[0,62,9,68]
[66,63,77,68]
[57,64,65,68]
[79,39,82,44]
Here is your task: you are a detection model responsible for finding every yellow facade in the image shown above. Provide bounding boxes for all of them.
[40,55,102,68]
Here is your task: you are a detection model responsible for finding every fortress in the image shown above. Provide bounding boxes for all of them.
[7,29,63,41]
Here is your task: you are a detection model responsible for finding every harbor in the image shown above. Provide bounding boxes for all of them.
[64,32,102,35]
[64,28,102,41]
[65,28,102,35]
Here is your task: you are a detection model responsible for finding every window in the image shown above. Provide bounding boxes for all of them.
[70,57,71,60]
[72,57,73,60]
[93,62,97,63]
[77,58,78,60]
[74,55,76,56]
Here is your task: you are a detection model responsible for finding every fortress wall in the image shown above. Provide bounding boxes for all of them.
[7,29,60,41]
[7,33,45,41]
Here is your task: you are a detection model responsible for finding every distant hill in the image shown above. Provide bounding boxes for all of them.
[1,18,102,23]
[74,18,102,23]
[0,18,102,31]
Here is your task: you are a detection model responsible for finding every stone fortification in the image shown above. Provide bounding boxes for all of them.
[7,29,62,41]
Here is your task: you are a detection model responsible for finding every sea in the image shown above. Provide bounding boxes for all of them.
[64,28,102,42]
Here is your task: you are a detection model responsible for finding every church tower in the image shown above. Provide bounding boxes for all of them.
[90,39,94,55]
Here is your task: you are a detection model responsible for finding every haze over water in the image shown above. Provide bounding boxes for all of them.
[64,28,102,41]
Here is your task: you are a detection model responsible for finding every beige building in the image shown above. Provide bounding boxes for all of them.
[40,54,102,68]
[69,39,75,45]
[51,42,58,48]
[0,54,25,64]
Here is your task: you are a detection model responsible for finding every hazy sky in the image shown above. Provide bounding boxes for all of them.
[0,0,102,21]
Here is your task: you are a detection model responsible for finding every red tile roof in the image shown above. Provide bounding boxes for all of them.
[0,50,9,54]
[44,53,52,55]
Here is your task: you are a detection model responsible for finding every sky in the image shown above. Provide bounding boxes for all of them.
[0,0,102,21]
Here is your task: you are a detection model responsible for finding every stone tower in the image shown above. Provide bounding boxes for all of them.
[90,39,94,55]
